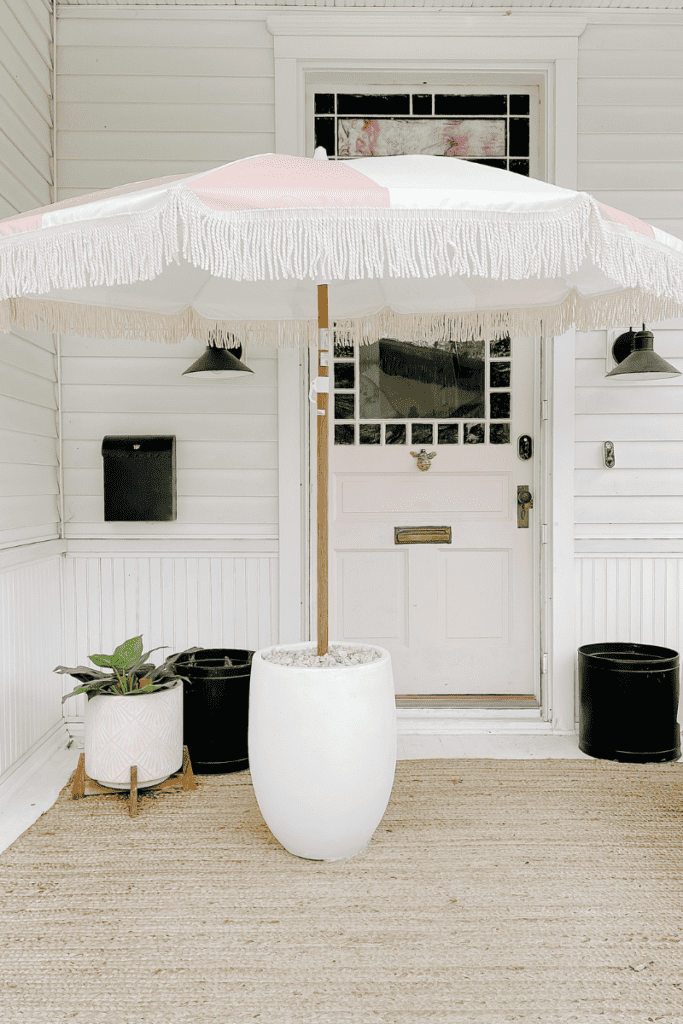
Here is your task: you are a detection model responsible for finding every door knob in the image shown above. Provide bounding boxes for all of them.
[517,485,533,528]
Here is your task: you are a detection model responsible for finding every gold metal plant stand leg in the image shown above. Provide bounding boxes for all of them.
[70,745,197,817]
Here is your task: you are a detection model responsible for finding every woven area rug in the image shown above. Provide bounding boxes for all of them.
[1,758,683,1024]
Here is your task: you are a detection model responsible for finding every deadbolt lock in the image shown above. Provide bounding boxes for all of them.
[517,485,533,528]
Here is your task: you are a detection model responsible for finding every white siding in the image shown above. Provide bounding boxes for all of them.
[574,325,683,700]
[578,23,683,240]
[55,12,274,199]
[575,327,683,544]
[60,335,278,539]
[0,0,52,217]
[0,556,63,778]
[0,327,59,548]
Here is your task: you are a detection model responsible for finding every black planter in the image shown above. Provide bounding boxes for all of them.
[578,642,681,763]
[176,648,253,774]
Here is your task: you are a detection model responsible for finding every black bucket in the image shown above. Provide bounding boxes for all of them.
[578,642,681,763]
[176,648,253,774]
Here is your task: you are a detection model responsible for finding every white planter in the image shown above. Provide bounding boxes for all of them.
[84,683,184,789]
[248,642,396,861]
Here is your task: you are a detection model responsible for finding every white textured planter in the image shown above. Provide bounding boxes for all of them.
[248,642,396,861]
[84,683,184,789]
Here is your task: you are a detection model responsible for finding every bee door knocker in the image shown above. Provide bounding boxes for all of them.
[411,448,437,471]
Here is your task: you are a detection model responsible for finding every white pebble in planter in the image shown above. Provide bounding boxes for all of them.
[248,642,396,861]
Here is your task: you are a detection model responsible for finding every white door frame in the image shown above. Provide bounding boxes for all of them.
[273,11,582,731]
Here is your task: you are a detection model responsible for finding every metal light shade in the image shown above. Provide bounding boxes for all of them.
[606,327,681,381]
[182,344,253,380]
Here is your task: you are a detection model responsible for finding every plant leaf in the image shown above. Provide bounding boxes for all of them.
[54,665,112,683]
[110,635,144,670]
[135,646,169,667]
[89,654,113,668]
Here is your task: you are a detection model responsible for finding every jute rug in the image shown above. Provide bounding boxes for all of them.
[1,758,683,1024]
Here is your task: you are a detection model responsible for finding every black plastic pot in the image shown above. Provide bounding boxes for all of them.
[176,648,253,774]
[578,642,681,763]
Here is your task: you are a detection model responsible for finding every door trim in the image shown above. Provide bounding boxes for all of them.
[273,39,578,730]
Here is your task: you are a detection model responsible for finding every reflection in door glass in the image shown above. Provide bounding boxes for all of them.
[333,336,512,445]
[359,339,485,419]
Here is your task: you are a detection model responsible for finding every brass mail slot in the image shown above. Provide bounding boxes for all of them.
[394,526,452,545]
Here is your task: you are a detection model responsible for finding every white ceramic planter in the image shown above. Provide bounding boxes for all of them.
[248,642,396,861]
[84,683,184,789]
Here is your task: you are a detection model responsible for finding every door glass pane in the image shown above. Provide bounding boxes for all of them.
[333,336,512,446]
[359,339,484,419]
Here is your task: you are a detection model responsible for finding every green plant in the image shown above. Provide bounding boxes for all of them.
[54,635,203,703]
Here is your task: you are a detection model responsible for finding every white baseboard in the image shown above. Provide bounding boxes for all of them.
[397,708,555,735]
[0,719,72,807]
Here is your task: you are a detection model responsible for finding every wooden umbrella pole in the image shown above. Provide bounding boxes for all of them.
[317,284,329,656]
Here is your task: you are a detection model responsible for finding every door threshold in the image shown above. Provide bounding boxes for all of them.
[396,694,540,710]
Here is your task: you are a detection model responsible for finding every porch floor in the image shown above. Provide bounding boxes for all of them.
[0,733,600,856]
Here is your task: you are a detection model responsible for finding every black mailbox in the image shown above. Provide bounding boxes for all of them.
[102,436,176,522]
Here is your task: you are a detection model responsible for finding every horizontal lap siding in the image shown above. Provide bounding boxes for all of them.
[0,326,59,548]
[0,0,52,219]
[56,16,274,196]
[578,25,683,240]
[576,22,683,569]
[575,329,683,542]
[60,336,279,539]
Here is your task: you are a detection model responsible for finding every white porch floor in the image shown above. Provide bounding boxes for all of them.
[0,732,599,857]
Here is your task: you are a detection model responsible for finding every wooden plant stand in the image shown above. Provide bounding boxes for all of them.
[70,745,197,817]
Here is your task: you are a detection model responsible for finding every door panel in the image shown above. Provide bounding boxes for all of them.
[337,550,407,642]
[328,334,538,695]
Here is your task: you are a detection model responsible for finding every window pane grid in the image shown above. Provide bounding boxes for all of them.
[333,338,512,445]
[315,91,531,176]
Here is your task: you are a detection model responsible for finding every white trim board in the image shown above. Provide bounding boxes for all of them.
[397,709,557,736]
[269,10,582,188]
[0,719,72,808]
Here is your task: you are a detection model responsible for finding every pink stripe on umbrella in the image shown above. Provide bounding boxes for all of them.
[597,201,655,239]
[0,212,43,237]
[0,171,200,237]
[185,153,390,211]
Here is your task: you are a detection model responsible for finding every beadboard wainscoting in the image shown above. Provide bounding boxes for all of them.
[61,552,279,738]
[575,554,683,725]
[0,555,67,796]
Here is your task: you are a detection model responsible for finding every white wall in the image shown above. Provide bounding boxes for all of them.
[56,9,274,201]
[58,333,280,716]
[46,6,683,728]
[0,0,52,218]
[0,0,63,784]
[574,323,683,719]
[578,21,683,242]
[60,336,278,541]
[49,10,282,719]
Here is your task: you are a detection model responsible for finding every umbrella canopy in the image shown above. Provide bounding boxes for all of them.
[1,152,683,348]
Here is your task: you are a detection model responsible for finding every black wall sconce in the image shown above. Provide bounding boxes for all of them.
[183,332,253,380]
[606,326,681,381]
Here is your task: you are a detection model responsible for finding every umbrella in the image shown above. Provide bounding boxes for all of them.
[2,151,683,653]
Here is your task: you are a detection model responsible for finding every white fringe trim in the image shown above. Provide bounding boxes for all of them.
[2,289,683,348]
[1,184,682,341]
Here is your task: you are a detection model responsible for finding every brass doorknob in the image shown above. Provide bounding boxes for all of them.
[518,489,532,505]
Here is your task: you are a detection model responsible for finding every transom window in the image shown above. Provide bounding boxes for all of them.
[333,338,512,446]
[313,89,534,176]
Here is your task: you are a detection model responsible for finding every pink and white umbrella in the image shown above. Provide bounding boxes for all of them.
[2,151,683,653]
[2,151,683,347]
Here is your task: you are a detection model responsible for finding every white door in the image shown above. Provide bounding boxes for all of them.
[328,335,538,695]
